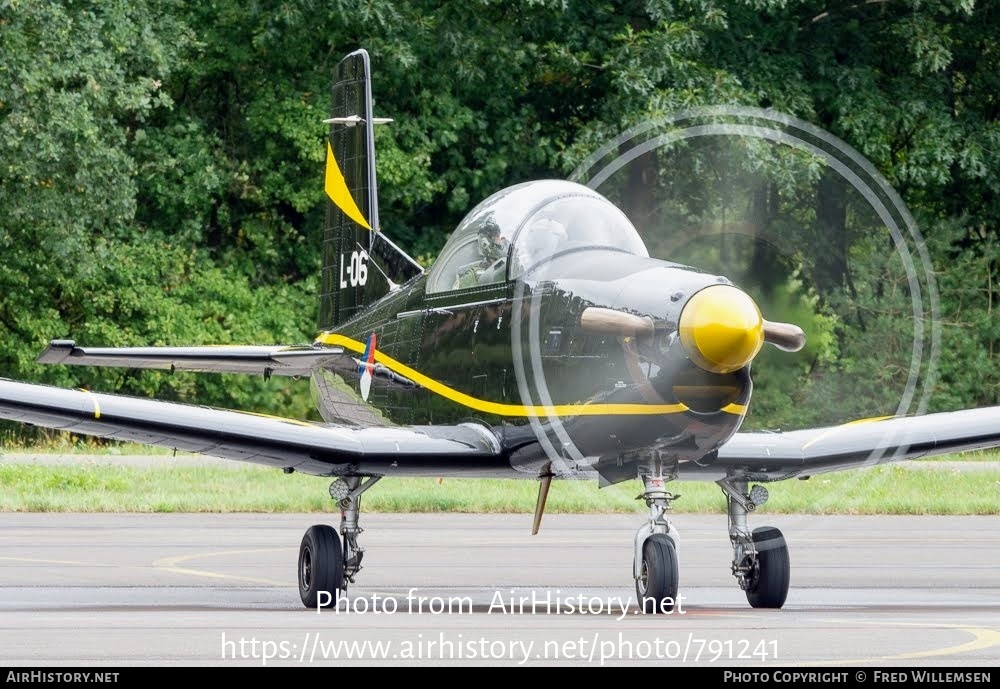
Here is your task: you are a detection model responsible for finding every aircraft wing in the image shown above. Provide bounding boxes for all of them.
[0,379,507,477]
[715,406,1000,478]
[37,340,344,377]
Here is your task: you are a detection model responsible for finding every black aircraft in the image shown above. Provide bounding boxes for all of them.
[3,49,999,613]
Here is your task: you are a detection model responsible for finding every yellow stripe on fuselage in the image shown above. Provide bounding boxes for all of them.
[315,333,747,418]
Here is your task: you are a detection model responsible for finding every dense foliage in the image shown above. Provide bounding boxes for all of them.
[1,0,997,438]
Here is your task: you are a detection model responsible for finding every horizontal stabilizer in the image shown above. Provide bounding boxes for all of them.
[37,340,345,377]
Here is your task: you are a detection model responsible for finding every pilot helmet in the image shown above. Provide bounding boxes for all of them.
[478,219,508,261]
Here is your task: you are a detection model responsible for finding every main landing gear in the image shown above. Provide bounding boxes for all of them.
[298,475,381,609]
[631,468,789,612]
[718,478,790,608]
[299,471,789,612]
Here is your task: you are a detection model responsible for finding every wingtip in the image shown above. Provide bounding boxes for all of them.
[37,339,77,364]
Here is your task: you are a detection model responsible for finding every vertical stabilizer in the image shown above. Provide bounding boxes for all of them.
[319,49,420,330]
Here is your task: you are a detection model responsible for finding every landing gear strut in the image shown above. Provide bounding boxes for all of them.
[718,478,789,608]
[632,462,681,613]
[298,475,381,609]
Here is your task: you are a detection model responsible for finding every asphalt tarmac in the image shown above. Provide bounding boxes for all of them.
[0,512,998,666]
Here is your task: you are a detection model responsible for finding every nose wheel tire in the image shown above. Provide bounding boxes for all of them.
[745,526,789,609]
[635,533,679,613]
[299,525,344,609]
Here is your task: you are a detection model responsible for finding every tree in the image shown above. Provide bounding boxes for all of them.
[2,0,997,441]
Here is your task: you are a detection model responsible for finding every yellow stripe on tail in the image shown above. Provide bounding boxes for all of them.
[325,142,372,231]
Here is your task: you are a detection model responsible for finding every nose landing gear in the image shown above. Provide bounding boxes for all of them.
[632,467,681,613]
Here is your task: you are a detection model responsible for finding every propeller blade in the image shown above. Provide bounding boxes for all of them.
[763,320,806,352]
[532,467,554,536]
[580,307,654,337]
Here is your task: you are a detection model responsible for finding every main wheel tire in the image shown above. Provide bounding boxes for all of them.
[745,526,789,609]
[298,525,344,609]
[635,533,679,614]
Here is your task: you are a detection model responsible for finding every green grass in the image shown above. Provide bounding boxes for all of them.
[0,436,173,456]
[0,462,998,514]
[921,449,1000,462]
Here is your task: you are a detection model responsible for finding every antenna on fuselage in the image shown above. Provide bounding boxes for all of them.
[356,241,401,291]
[323,115,395,127]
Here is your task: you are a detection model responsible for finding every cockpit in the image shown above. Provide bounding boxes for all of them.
[426,180,649,293]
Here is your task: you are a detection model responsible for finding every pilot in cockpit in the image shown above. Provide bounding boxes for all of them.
[453,219,509,289]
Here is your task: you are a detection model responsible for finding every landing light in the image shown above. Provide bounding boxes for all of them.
[749,485,769,508]
[329,478,350,500]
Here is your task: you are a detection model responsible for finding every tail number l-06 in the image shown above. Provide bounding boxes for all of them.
[340,250,369,288]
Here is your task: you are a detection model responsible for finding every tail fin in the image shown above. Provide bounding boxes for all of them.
[319,49,421,330]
